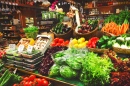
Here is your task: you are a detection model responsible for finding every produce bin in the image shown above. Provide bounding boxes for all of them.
[34,35,52,55]
[73,27,98,40]
[23,55,43,64]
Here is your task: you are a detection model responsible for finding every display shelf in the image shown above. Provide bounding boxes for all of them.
[85,4,129,9]
[86,13,113,16]
[1,24,13,26]
[0,18,12,20]
[17,3,48,10]
[0,13,13,15]
[3,36,20,38]
[2,29,14,31]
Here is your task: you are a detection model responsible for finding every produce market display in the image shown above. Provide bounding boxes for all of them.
[0,0,130,86]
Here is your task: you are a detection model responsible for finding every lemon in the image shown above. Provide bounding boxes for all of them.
[78,44,84,48]
[71,39,78,45]
[74,44,79,48]
[80,37,85,42]
[77,39,82,44]
[82,42,87,48]
[85,41,88,44]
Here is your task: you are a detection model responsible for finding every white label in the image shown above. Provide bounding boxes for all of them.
[9,44,16,50]
[27,45,33,54]
[18,44,24,53]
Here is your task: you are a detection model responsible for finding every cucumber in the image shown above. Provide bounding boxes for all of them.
[0,70,10,83]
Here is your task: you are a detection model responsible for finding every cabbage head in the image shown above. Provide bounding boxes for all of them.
[49,64,60,77]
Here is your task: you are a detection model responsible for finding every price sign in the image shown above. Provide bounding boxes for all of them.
[27,45,33,54]
[18,44,24,53]
[9,44,16,50]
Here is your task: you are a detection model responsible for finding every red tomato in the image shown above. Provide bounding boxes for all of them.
[56,43,61,46]
[35,78,42,86]
[28,81,33,86]
[65,40,69,44]
[54,38,59,43]
[42,80,49,86]
[50,42,56,47]
[61,43,65,46]
[58,38,64,43]
[13,84,18,86]
[20,80,26,85]
[24,82,30,86]
[29,75,36,81]
[23,77,29,81]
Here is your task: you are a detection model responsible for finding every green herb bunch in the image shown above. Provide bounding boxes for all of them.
[24,25,38,39]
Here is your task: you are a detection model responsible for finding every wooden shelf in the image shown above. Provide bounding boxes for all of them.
[3,29,15,31]
[3,36,19,38]
[87,13,113,16]
[17,4,48,10]
[1,13,13,15]
[0,18,12,20]
[85,4,130,10]
[1,24,14,26]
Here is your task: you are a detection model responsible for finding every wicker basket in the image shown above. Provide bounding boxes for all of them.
[51,28,73,40]
[102,31,119,37]
[113,47,130,54]
[73,27,98,40]
[88,48,109,53]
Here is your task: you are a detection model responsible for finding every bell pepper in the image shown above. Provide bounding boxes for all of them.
[87,37,99,48]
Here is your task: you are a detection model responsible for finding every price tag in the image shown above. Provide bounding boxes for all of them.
[9,44,16,50]
[27,45,33,54]
[18,44,24,53]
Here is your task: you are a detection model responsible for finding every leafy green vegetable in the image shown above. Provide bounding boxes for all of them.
[24,25,38,39]
[49,64,60,77]
[97,35,116,49]
[80,52,114,86]
[54,57,66,65]
[104,10,130,25]
[60,65,78,79]
[66,57,82,70]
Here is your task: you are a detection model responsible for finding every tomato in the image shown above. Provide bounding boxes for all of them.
[61,43,65,46]
[20,80,26,85]
[56,43,61,46]
[28,81,33,86]
[58,38,64,43]
[24,82,30,86]
[50,42,56,47]
[35,78,42,86]
[29,75,36,81]
[54,38,59,43]
[42,80,49,86]
[65,40,69,44]
[23,77,29,81]
[13,84,18,86]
